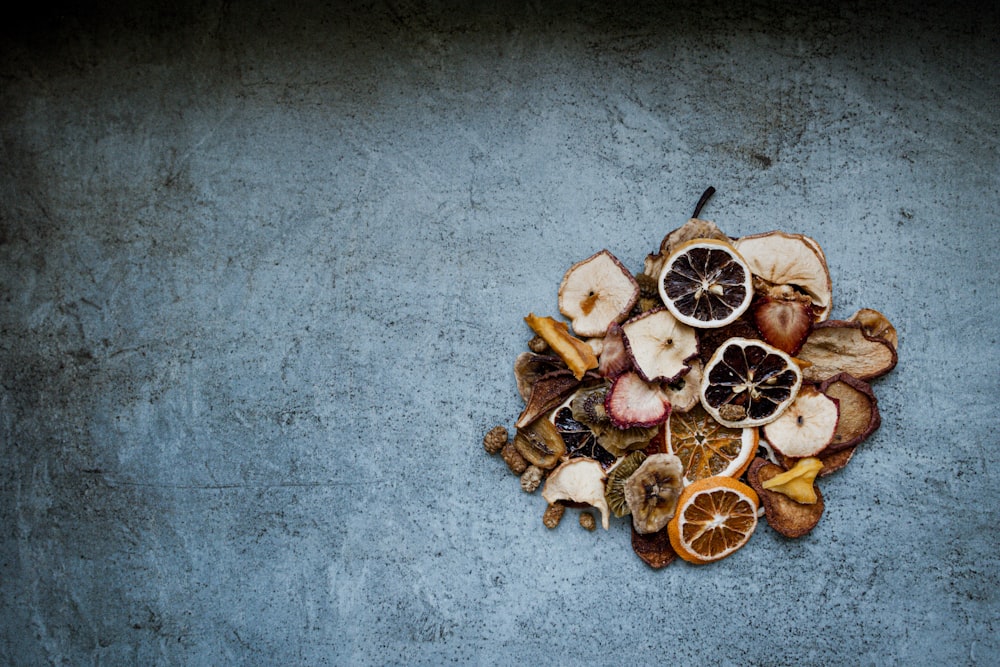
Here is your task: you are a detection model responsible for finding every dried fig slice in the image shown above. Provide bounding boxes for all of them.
[817,372,881,453]
[558,250,639,338]
[747,457,824,538]
[797,320,898,383]
[630,523,678,569]
[848,308,898,351]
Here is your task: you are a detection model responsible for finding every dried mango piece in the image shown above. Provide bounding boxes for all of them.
[761,456,823,504]
[524,313,598,380]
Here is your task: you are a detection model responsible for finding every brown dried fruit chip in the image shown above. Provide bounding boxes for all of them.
[797,320,898,383]
[776,445,857,477]
[513,352,565,403]
[747,458,824,538]
[630,524,678,569]
[696,315,762,365]
[818,372,881,453]
[515,369,580,429]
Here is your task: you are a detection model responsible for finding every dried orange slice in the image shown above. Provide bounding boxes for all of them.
[667,404,758,485]
[700,337,803,428]
[657,239,753,329]
[667,476,759,564]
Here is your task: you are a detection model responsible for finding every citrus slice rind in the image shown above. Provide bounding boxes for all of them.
[667,405,758,485]
[700,337,803,428]
[667,476,759,564]
[657,239,753,329]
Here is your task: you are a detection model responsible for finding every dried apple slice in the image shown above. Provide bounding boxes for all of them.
[817,372,881,452]
[797,320,898,383]
[558,250,639,338]
[747,457,824,538]
[621,308,698,383]
[541,458,610,529]
[761,385,839,458]
[605,370,671,429]
[735,231,833,321]
[663,359,702,413]
[525,313,599,380]
[848,308,898,351]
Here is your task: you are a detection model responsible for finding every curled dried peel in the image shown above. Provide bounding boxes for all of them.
[735,231,832,321]
[798,320,897,383]
[525,313,599,380]
[542,459,610,529]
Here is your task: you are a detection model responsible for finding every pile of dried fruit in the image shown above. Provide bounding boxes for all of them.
[483,188,898,567]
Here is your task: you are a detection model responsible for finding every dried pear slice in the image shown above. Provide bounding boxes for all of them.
[797,320,898,383]
[558,250,639,338]
[735,231,833,321]
[818,372,881,453]
[524,313,599,380]
[624,453,685,535]
[604,451,647,517]
[747,457,824,538]
[621,307,699,383]
[848,308,898,351]
[541,459,610,529]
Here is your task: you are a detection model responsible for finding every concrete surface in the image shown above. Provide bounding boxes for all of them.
[1,1,998,664]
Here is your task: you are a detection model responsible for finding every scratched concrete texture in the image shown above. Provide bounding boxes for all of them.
[1,1,998,664]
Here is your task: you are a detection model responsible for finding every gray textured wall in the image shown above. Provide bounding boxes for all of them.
[2,2,998,664]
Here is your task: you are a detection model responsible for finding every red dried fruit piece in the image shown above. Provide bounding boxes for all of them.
[752,284,814,355]
[747,457,825,538]
[597,322,632,379]
[605,370,672,429]
[631,524,678,569]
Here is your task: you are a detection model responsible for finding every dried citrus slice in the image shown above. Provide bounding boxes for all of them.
[700,337,803,428]
[667,476,759,564]
[667,404,758,485]
[657,239,753,329]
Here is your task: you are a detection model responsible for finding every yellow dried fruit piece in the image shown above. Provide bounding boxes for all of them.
[761,457,823,504]
[524,313,598,380]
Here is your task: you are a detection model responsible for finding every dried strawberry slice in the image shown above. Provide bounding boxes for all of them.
[605,370,672,429]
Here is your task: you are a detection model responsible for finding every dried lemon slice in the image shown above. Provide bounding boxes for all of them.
[657,239,753,329]
[668,404,758,485]
[700,337,803,428]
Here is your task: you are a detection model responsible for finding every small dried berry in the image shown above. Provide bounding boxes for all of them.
[579,512,596,531]
[500,442,529,475]
[542,502,565,529]
[483,426,508,455]
[520,465,543,493]
[527,335,549,353]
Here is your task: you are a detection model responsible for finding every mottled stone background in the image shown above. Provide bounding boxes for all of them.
[1,1,997,664]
